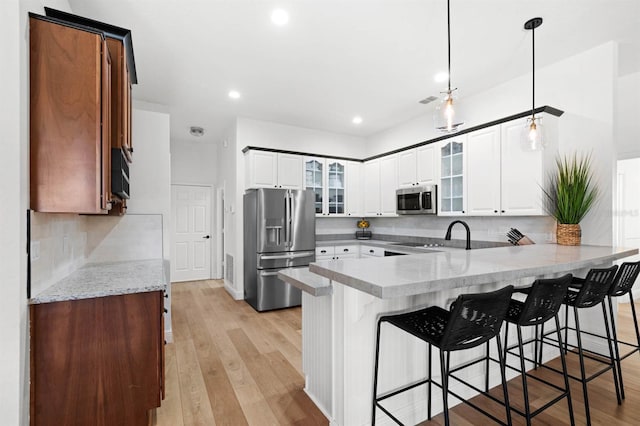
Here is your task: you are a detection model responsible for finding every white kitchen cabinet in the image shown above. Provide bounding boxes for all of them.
[363,155,398,216]
[398,145,437,188]
[438,138,467,216]
[467,126,501,215]
[345,161,364,217]
[304,157,347,216]
[363,160,381,216]
[465,121,545,216]
[315,245,358,260]
[380,155,399,215]
[245,150,303,189]
[500,119,545,215]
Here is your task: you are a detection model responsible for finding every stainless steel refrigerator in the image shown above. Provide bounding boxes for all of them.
[244,188,316,311]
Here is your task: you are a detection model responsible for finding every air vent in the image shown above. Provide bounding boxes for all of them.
[419,96,438,105]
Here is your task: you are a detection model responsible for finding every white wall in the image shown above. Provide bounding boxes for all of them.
[616,72,640,159]
[1,1,25,423]
[217,121,241,297]
[366,42,618,246]
[171,140,218,185]
[237,117,366,158]
[129,102,173,337]
[1,1,74,423]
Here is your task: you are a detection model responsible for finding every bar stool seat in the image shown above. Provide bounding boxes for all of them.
[539,265,620,426]
[500,274,575,425]
[371,285,514,426]
[568,261,640,399]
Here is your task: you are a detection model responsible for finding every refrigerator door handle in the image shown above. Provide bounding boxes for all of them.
[284,190,292,248]
[259,271,281,277]
[288,191,294,247]
[260,251,314,260]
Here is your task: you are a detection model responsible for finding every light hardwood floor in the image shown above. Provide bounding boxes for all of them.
[154,280,640,425]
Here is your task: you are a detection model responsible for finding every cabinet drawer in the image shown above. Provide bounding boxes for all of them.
[334,245,358,256]
[360,246,384,257]
[316,246,335,256]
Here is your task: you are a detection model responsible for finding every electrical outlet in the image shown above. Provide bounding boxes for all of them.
[31,241,40,261]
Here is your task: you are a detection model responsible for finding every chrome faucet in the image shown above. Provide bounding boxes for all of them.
[444,220,471,250]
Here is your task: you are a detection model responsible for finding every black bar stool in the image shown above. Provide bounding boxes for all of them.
[574,261,640,399]
[539,265,620,426]
[371,285,514,426]
[501,274,575,425]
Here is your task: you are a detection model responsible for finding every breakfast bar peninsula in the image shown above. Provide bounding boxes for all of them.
[279,243,638,426]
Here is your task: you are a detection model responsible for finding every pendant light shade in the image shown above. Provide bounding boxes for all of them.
[434,0,464,133]
[521,17,544,151]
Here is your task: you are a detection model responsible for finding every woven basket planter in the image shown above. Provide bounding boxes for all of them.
[557,223,581,246]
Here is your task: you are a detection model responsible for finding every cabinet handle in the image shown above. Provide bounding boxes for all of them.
[369,249,374,253]
[462,210,465,214]
[501,210,505,213]
[494,210,498,213]
[320,250,327,253]
[343,248,349,252]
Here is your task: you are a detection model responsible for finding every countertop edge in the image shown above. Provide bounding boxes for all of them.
[309,245,639,299]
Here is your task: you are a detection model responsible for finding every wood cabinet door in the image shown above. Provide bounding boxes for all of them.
[101,40,112,210]
[29,17,108,214]
[30,291,163,426]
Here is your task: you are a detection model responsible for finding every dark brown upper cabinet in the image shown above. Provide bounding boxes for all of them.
[29,14,112,214]
[45,7,138,163]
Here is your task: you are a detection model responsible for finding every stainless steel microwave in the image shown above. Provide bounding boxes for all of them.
[396,185,437,215]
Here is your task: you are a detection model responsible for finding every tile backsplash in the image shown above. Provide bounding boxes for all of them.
[316,215,556,244]
[30,212,88,297]
[30,213,164,298]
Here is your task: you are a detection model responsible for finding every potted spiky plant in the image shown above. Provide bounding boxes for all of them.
[542,153,599,245]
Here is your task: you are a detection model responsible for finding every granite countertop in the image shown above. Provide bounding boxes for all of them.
[308,244,639,299]
[30,259,167,304]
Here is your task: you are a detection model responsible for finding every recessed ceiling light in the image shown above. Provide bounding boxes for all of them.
[352,116,363,125]
[271,9,289,26]
[228,90,241,99]
[434,72,448,83]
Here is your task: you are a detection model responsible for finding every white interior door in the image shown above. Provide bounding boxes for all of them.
[617,159,640,266]
[171,185,212,282]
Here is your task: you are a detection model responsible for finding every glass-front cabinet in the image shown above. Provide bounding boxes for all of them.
[305,158,324,213]
[327,160,345,214]
[439,138,467,215]
[304,157,346,216]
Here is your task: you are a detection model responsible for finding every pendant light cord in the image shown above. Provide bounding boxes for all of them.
[447,0,451,93]
[532,24,535,119]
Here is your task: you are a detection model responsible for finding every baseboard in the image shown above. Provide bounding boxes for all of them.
[224,282,243,300]
[303,388,334,424]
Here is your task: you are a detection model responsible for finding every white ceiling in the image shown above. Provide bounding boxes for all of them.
[67,0,640,145]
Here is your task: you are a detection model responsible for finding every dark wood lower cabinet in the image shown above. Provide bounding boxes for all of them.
[30,291,164,426]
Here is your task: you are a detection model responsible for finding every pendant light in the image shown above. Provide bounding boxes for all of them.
[522,17,544,151]
[434,0,464,133]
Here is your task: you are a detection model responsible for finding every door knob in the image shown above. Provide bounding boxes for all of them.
[203,235,210,239]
